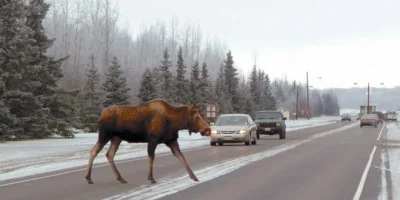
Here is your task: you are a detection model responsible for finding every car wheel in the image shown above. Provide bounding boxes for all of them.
[245,134,251,145]
[218,142,223,146]
[256,133,260,140]
[279,130,286,139]
[251,137,257,145]
[210,142,216,146]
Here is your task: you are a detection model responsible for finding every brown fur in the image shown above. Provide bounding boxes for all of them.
[85,99,211,184]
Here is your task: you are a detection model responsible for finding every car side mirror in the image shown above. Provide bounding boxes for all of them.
[210,122,215,126]
[283,117,287,120]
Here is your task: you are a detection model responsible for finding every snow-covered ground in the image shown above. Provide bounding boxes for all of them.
[379,122,400,199]
[0,116,340,182]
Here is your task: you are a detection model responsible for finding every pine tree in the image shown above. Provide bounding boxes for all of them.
[138,68,157,103]
[158,48,174,102]
[0,0,51,139]
[0,76,17,140]
[262,74,277,110]
[102,56,131,107]
[174,47,190,104]
[215,64,233,113]
[198,62,212,103]
[25,0,72,138]
[189,60,201,103]
[223,51,240,112]
[80,55,103,132]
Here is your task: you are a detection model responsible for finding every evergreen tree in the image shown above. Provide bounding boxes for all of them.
[262,74,277,110]
[215,64,233,113]
[0,0,52,139]
[174,47,190,103]
[198,62,212,103]
[138,68,157,103]
[158,48,174,102]
[0,76,17,140]
[189,60,201,103]
[102,56,131,107]
[25,0,72,138]
[310,90,324,117]
[223,51,240,112]
[80,55,103,132]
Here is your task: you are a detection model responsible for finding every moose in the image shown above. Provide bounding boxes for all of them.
[85,99,211,184]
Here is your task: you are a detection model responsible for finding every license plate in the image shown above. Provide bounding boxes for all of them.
[225,137,233,140]
[265,128,271,131]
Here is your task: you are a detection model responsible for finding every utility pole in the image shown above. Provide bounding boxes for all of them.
[296,84,299,120]
[367,82,370,114]
[306,71,310,120]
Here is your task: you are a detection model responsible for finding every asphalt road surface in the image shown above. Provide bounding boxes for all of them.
[0,120,395,200]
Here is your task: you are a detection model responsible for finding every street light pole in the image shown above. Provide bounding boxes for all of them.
[306,71,309,120]
[296,84,299,120]
[367,82,370,114]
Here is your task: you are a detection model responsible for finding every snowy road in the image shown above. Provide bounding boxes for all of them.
[0,116,339,181]
[2,119,398,200]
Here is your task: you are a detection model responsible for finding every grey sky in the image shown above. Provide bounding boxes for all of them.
[118,0,400,89]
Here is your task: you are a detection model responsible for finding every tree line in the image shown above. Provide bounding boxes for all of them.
[0,0,339,141]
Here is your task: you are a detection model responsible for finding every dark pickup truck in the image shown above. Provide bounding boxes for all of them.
[254,110,287,140]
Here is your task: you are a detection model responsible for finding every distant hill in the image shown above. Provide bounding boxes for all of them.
[323,86,400,111]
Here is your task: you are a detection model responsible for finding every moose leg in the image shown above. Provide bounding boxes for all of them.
[85,140,107,184]
[106,136,126,183]
[147,141,158,184]
[166,140,199,181]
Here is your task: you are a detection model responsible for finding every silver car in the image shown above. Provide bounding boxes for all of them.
[209,114,257,146]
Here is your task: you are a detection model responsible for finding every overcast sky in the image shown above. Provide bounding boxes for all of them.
[117,0,400,89]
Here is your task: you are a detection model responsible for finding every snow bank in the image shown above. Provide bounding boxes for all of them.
[379,122,400,199]
[0,115,340,182]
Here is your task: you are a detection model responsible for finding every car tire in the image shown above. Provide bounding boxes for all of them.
[251,137,257,145]
[256,133,260,140]
[218,142,223,146]
[210,142,216,146]
[279,130,286,139]
[245,134,251,145]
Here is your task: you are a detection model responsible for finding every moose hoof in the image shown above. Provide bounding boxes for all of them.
[86,177,94,184]
[191,176,199,182]
[117,178,127,184]
[149,179,157,184]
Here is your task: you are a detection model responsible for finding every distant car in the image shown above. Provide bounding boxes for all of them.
[386,111,397,121]
[209,114,257,146]
[371,111,384,124]
[254,110,287,140]
[341,114,351,121]
[360,114,379,128]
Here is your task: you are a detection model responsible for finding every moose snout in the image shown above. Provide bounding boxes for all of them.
[200,127,211,136]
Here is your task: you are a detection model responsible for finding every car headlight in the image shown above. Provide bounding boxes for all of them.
[211,130,219,134]
[239,130,247,134]
[276,123,281,127]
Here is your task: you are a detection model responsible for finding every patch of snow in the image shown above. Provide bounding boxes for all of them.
[385,122,400,199]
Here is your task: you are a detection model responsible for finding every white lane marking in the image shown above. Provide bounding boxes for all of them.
[378,152,388,200]
[104,123,358,200]
[0,146,210,187]
[353,146,377,200]
[377,122,386,141]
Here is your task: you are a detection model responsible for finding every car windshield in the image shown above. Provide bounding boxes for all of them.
[215,116,249,126]
[255,112,283,119]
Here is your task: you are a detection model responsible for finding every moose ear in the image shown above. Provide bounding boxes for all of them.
[191,103,199,111]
